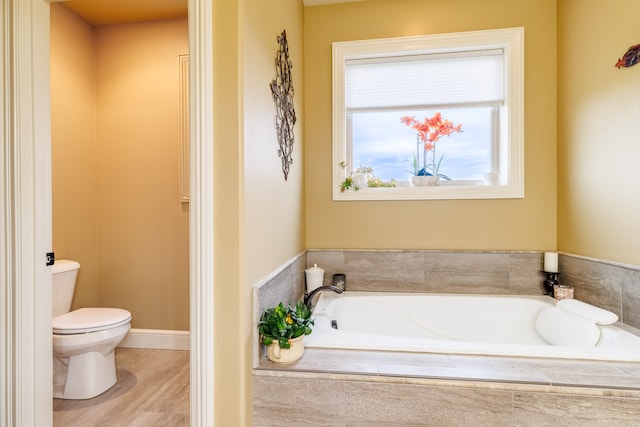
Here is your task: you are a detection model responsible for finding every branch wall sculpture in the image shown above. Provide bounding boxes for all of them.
[270,30,297,180]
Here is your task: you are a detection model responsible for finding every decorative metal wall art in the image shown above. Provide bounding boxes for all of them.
[270,30,296,180]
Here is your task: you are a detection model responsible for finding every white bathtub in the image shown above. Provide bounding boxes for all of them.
[305,291,640,362]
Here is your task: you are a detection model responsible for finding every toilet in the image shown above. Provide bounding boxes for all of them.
[52,259,131,400]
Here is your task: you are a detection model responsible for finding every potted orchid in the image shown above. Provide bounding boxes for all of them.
[401,113,462,186]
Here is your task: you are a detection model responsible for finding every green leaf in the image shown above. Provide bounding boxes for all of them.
[278,337,290,349]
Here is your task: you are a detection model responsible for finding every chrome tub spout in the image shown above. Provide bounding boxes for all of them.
[303,285,343,309]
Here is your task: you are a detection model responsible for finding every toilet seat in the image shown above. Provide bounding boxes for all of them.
[53,307,132,334]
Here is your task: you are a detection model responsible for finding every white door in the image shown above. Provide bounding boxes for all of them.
[1,0,214,425]
[1,0,53,425]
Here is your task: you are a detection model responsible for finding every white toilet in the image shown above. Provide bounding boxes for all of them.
[52,259,132,400]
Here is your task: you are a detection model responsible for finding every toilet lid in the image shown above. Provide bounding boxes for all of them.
[53,307,131,334]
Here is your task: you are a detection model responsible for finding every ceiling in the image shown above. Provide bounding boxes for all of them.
[59,0,365,25]
[59,0,188,26]
[303,0,366,5]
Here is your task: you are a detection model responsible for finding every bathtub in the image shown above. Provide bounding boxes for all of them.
[304,291,640,362]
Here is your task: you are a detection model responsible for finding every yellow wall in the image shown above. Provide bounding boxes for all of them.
[557,0,640,266]
[51,4,99,310]
[51,5,189,330]
[213,0,242,424]
[304,0,557,251]
[94,18,189,330]
[213,0,305,424]
[244,3,306,288]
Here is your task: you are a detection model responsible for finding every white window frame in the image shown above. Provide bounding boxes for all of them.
[332,27,524,201]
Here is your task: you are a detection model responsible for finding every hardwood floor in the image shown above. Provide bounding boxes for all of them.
[53,348,189,426]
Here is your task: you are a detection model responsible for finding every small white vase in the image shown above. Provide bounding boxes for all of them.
[266,335,305,364]
[483,172,499,186]
[412,175,440,187]
[352,173,367,189]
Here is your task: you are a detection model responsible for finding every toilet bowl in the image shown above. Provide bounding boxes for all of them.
[52,307,131,399]
[52,260,132,399]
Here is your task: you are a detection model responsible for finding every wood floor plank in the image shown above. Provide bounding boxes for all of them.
[53,348,189,426]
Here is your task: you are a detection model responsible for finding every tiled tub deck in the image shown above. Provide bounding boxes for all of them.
[254,348,640,426]
[253,251,640,426]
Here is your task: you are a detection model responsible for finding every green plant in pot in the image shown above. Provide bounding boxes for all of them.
[258,301,314,363]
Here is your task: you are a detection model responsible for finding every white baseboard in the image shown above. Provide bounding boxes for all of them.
[119,328,190,351]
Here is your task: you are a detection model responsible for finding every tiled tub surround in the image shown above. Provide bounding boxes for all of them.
[253,251,307,327]
[253,250,640,426]
[560,253,640,331]
[304,250,640,329]
[306,250,546,295]
[252,251,307,366]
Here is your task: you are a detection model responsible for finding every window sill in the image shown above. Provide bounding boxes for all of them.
[333,183,524,201]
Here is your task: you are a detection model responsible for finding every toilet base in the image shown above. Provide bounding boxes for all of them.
[54,350,117,400]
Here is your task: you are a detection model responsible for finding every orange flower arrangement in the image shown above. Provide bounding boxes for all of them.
[401,113,462,179]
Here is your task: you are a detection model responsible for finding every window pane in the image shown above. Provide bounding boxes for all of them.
[351,108,492,182]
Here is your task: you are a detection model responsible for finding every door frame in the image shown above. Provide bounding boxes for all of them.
[0,0,214,425]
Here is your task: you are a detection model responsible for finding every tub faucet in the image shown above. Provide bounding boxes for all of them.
[303,285,343,309]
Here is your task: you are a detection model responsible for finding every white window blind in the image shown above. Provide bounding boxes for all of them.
[345,49,504,111]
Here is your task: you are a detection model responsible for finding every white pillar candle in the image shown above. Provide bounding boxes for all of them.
[544,252,559,273]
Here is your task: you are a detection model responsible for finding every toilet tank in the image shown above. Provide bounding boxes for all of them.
[52,259,80,317]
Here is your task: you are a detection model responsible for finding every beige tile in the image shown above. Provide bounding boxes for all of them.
[346,423,427,427]
[344,381,513,426]
[377,363,549,385]
[291,253,308,294]
[345,251,425,292]
[260,348,381,376]
[449,354,626,378]
[258,266,296,315]
[560,256,622,316]
[458,354,640,389]
[441,352,640,389]
[253,376,346,426]
[610,361,640,377]
[513,392,640,426]
[365,349,454,368]
[307,250,347,287]
[424,252,511,294]
[509,253,546,294]
[622,270,640,329]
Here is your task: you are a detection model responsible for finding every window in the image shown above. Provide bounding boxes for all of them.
[332,28,524,201]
